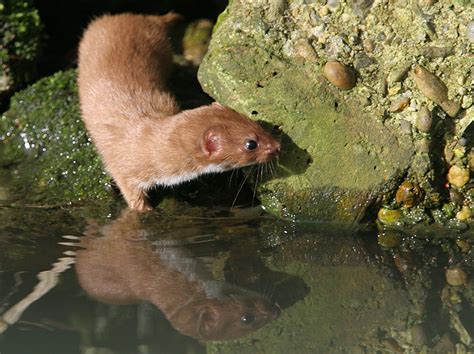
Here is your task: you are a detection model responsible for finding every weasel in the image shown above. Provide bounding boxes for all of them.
[75,210,280,341]
[77,13,280,211]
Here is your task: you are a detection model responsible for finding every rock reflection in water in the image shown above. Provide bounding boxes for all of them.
[75,210,281,341]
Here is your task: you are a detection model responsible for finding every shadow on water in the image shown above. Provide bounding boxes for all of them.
[0,205,473,353]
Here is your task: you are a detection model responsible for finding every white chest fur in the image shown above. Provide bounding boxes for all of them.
[138,163,228,190]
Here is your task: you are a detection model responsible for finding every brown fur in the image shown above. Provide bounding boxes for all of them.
[75,211,280,341]
[77,13,280,211]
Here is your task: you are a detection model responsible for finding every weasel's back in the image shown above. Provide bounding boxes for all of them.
[77,13,179,124]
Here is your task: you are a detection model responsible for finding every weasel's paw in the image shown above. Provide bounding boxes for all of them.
[129,198,153,212]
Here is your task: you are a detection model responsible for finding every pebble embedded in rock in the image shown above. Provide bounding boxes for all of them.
[377,208,402,224]
[396,181,423,208]
[322,61,356,90]
[449,189,465,205]
[411,324,428,349]
[410,65,460,118]
[456,206,471,221]
[446,267,467,286]
[432,333,455,353]
[389,97,410,112]
[363,38,375,52]
[377,229,401,248]
[447,165,470,188]
[456,240,471,253]
[467,22,474,43]
[416,105,432,133]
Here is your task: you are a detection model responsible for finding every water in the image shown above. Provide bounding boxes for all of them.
[0,204,472,353]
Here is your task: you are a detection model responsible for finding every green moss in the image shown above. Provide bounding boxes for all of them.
[0,0,43,95]
[0,69,115,205]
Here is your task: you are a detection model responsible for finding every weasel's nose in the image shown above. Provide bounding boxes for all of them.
[265,140,281,157]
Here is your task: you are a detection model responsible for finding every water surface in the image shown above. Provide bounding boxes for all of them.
[0,205,472,353]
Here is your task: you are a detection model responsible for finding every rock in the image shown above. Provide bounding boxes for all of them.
[467,21,474,43]
[410,323,428,349]
[432,333,455,353]
[456,206,471,221]
[377,229,401,248]
[445,267,467,286]
[447,165,470,188]
[449,189,464,206]
[0,70,114,205]
[377,208,403,224]
[389,97,410,112]
[416,105,432,133]
[410,65,460,118]
[395,181,423,208]
[0,0,43,101]
[322,61,356,90]
[198,2,414,223]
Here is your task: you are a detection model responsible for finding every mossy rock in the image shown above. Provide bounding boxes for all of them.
[198,1,415,223]
[0,69,115,205]
[0,0,43,99]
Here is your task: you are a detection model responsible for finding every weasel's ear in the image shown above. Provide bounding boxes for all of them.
[202,129,221,156]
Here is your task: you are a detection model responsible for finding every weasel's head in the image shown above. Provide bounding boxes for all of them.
[199,103,281,169]
[169,292,280,341]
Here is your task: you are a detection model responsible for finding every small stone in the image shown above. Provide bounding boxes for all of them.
[449,189,465,206]
[456,240,471,253]
[378,208,403,224]
[388,83,401,96]
[416,138,430,153]
[394,252,412,273]
[377,229,401,248]
[467,22,474,43]
[396,181,423,208]
[416,105,432,133]
[318,5,329,17]
[383,338,403,353]
[456,206,471,221]
[461,95,472,109]
[410,65,460,118]
[419,46,454,59]
[354,52,374,69]
[447,165,470,188]
[399,120,412,135]
[363,38,375,52]
[327,0,339,10]
[410,323,428,349]
[432,333,455,353]
[389,97,410,112]
[388,62,412,83]
[446,267,467,286]
[294,39,318,62]
[322,61,356,90]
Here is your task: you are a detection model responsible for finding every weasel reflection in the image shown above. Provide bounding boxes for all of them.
[75,210,280,341]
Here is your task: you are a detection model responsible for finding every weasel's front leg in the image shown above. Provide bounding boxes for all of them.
[115,178,152,211]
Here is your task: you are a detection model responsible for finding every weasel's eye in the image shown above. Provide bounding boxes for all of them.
[245,140,258,151]
[240,314,256,325]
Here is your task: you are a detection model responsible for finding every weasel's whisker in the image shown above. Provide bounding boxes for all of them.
[232,167,253,209]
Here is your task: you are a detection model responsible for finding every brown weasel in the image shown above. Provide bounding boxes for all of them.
[75,210,280,341]
[77,13,280,211]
